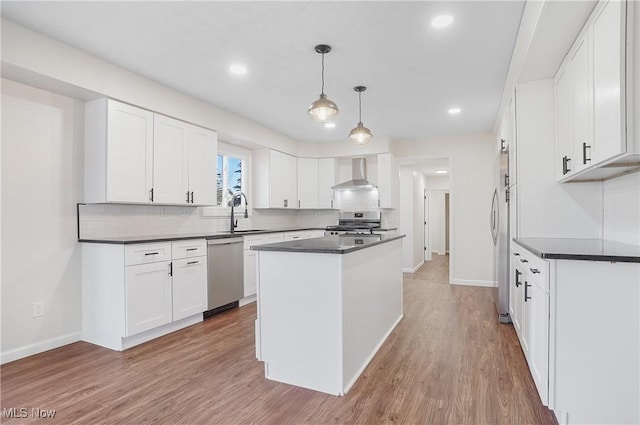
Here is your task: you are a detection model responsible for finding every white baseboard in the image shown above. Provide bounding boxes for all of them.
[402,260,424,274]
[1,331,82,365]
[451,279,497,288]
[239,294,257,307]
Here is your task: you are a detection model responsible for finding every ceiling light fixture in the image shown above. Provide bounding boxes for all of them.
[448,107,462,114]
[308,44,339,123]
[229,64,247,75]
[435,170,448,174]
[324,122,336,129]
[349,86,373,145]
[432,15,454,28]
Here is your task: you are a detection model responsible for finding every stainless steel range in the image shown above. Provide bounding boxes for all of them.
[325,211,381,235]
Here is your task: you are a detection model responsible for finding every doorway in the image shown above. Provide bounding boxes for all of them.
[445,193,450,254]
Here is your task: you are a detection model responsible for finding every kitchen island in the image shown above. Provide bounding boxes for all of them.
[252,234,404,396]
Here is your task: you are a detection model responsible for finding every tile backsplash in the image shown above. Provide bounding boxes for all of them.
[78,204,397,239]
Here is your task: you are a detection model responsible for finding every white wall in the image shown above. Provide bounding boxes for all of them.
[1,79,84,363]
[412,172,426,268]
[393,133,495,286]
[398,167,414,271]
[429,190,448,255]
[603,172,640,246]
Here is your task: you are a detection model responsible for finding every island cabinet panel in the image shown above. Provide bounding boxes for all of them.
[243,233,284,298]
[255,238,404,396]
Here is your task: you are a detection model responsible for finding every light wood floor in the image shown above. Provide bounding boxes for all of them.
[1,259,555,425]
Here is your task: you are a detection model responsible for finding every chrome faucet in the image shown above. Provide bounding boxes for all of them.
[228,190,248,233]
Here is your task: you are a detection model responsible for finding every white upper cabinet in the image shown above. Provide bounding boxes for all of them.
[253,149,298,208]
[186,125,217,206]
[318,158,337,209]
[297,158,319,209]
[85,99,217,205]
[153,114,189,204]
[85,99,154,203]
[555,0,639,181]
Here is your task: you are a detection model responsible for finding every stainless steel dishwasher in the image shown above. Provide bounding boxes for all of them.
[207,237,244,311]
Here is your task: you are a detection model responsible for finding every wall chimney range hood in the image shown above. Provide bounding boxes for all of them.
[332,158,377,190]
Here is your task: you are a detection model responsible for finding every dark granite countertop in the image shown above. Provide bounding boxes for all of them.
[514,238,640,263]
[78,228,326,244]
[251,233,405,254]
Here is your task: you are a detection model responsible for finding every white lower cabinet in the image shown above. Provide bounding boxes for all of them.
[172,256,207,321]
[125,261,173,336]
[510,242,549,406]
[512,241,640,424]
[82,239,207,351]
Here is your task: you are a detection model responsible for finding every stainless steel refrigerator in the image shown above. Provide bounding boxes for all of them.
[490,150,511,323]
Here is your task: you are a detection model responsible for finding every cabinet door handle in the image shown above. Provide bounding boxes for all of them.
[299,200,301,208]
[530,268,540,274]
[504,173,509,187]
[524,281,531,302]
[187,260,199,265]
[515,269,522,287]
[501,138,505,151]
[186,191,190,203]
[562,156,572,175]
[505,188,510,203]
[144,252,160,256]
[186,248,198,252]
[190,191,194,204]
[150,188,154,202]
[283,199,288,208]
[582,142,591,164]
[513,252,520,257]
[169,262,173,276]
[331,200,334,208]
[520,258,528,263]
[378,199,381,208]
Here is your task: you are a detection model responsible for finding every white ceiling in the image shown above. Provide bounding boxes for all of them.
[1,1,524,144]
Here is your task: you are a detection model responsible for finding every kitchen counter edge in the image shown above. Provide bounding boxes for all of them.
[78,228,327,245]
[514,237,640,263]
[251,233,406,255]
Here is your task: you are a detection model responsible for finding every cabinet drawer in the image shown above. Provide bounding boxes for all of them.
[244,233,284,250]
[125,242,172,266]
[172,239,206,259]
[513,245,549,293]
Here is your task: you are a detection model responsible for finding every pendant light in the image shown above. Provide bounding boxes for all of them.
[349,86,373,145]
[308,44,339,123]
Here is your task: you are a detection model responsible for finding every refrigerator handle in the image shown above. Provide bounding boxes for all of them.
[490,189,498,246]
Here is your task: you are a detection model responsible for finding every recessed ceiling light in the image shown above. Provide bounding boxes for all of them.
[432,15,454,28]
[435,170,448,174]
[229,64,248,76]
[448,107,462,115]
[324,122,336,129]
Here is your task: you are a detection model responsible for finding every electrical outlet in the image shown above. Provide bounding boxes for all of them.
[32,301,44,318]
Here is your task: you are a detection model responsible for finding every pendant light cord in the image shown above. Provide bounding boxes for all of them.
[321,53,325,95]
[358,91,362,123]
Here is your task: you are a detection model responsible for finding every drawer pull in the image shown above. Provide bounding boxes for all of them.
[513,252,520,256]
[186,248,198,251]
[530,268,540,274]
[187,261,199,265]
[524,281,532,302]
[144,252,160,256]
[520,258,528,263]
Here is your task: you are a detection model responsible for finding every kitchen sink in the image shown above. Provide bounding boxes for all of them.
[228,229,266,234]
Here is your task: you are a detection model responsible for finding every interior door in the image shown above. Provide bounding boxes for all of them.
[424,189,430,261]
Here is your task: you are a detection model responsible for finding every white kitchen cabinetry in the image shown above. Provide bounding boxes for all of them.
[152,115,217,205]
[510,243,550,406]
[171,240,207,321]
[125,258,173,336]
[153,114,188,204]
[297,158,319,209]
[82,239,207,351]
[85,99,154,204]
[555,0,639,181]
[318,158,337,209]
[243,233,284,298]
[253,150,298,209]
[377,153,399,209]
[85,98,217,205]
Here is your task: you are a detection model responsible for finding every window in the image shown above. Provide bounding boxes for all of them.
[216,153,246,208]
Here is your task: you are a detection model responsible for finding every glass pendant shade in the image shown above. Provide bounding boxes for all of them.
[349,122,373,145]
[308,94,339,123]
